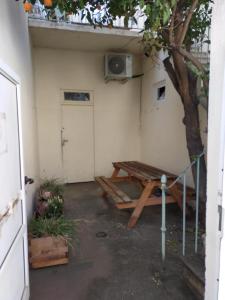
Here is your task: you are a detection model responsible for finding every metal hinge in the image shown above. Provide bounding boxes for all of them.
[218,205,224,237]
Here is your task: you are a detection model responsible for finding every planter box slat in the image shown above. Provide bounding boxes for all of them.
[31,257,69,269]
[29,252,68,263]
[29,236,69,269]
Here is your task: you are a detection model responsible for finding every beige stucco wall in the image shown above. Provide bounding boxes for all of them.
[140,54,207,186]
[34,48,141,180]
[0,1,39,217]
[34,46,208,185]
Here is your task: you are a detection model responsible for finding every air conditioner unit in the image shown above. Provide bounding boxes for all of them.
[105,53,133,80]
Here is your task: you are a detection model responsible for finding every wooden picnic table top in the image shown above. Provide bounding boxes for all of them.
[96,161,187,228]
[112,161,177,182]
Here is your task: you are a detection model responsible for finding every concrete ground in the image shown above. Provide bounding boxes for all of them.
[30,181,200,300]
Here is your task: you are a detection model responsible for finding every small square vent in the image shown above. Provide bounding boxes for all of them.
[154,80,166,101]
[157,86,166,100]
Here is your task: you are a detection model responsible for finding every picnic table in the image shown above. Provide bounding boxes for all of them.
[96,161,192,228]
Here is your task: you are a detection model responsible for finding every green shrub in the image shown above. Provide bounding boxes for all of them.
[29,217,75,245]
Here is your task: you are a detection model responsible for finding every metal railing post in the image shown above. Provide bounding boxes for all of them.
[162,151,204,259]
[161,174,167,262]
[182,173,186,256]
[195,155,200,253]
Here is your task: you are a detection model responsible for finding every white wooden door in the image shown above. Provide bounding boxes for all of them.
[0,67,29,300]
[61,91,94,183]
[218,167,225,300]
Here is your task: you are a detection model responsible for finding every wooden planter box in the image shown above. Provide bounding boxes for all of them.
[29,236,69,269]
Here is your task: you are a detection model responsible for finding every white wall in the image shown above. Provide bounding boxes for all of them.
[34,48,141,180]
[0,1,39,217]
[140,54,207,186]
[205,1,225,299]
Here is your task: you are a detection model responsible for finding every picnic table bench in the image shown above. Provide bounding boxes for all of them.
[95,161,193,228]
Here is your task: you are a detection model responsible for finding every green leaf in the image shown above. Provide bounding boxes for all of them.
[163,5,171,25]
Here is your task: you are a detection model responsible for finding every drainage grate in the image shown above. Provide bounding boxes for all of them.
[96,231,107,238]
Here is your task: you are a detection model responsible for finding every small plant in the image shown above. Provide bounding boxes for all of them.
[35,178,65,218]
[29,217,75,244]
[45,196,64,218]
[40,178,64,199]
[36,195,64,218]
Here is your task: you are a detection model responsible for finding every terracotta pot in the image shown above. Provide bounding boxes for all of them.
[44,0,53,7]
[23,2,32,13]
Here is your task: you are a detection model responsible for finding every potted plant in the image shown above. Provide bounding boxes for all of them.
[29,217,74,268]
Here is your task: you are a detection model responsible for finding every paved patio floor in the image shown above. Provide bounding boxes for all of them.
[30,181,200,300]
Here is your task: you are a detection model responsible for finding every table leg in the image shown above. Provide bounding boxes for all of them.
[111,167,120,179]
[168,182,191,215]
[128,181,157,228]
[168,183,182,209]
[100,167,120,198]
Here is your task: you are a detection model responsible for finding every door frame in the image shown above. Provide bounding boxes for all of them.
[217,69,225,300]
[60,88,95,183]
[0,60,29,300]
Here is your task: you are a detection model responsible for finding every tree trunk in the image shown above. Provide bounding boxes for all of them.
[183,94,207,227]
[163,52,207,226]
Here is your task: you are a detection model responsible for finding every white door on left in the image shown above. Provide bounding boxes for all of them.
[0,68,29,300]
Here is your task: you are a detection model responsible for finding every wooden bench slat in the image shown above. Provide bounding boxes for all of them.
[113,161,163,181]
[140,163,176,178]
[121,162,153,179]
[101,177,131,203]
[128,161,163,178]
[95,177,123,204]
[113,162,150,182]
[124,161,176,179]
[116,196,176,209]
[125,161,160,179]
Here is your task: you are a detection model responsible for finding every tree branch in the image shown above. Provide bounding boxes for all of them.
[176,47,205,72]
[163,56,181,95]
[169,3,177,45]
[178,0,199,45]
[175,47,209,91]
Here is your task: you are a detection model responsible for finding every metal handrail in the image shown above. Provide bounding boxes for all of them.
[161,151,205,261]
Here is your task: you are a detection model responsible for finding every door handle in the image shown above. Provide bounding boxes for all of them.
[61,128,69,147]
[61,139,69,147]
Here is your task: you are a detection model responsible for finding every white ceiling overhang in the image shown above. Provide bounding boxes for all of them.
[29,18,144,54]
